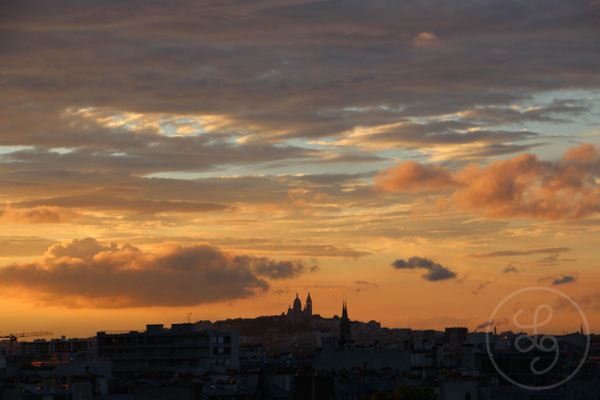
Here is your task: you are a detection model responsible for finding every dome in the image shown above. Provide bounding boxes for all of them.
[293,293,302,311]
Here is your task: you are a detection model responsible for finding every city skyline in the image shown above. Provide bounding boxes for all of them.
[1,0,600,338]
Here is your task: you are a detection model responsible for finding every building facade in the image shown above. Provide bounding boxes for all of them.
[97,323,239,377]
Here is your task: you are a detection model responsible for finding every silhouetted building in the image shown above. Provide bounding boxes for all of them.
[444,327,468,347]
[19,337,94,360]
[293,293,302,313]
[339,301,352,347]
[315,338,411,372]
[97,323,239,377]
[286,292,313,323]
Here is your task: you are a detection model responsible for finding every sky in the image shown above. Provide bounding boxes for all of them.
[1,0,600,338]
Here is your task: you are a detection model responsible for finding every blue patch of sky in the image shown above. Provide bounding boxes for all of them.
[0,146,33,155]
[495,90,600,160]
[158,122,178,136]
[108,115,135,130]
[49,147,75,154]
[145,90,600,179]
[158,117,208,137]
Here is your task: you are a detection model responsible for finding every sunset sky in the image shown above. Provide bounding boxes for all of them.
[1,0,600,338]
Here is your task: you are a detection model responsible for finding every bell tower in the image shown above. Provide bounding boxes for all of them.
[339,301,352,346]
[304,292,312,316]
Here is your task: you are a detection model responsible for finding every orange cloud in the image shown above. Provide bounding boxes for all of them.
[0,205,77,223]
[563,142,597,162]
[0,237,317,308]
[375,144,600,220]
[375,161,456,192]
[413,32,439,49]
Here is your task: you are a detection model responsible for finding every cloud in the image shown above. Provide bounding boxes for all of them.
[334,117,540,157]
[0,0,598,302]
[564,142,597,162]
[472,280,492,295]
[250,258,318,279]
[47,237,121,261]
[17,194,232,215]
[555,291,600,313]
[475,320,493,330]
[470,247,571,258]
[1,0,598,154]
[503,265,519,273]
[552,275,577,285]
[0,0,597,236]
[375,161,456,192]
[0,205,78,224]
[376,144,600,220]
[126,236,371,259]
[539,273,577,285]
[413,32,439,49]
[0,237,316,307]
[471,247,574,267]
[461,100,590,125]
[392,256,457,281]
[355,280,379,292]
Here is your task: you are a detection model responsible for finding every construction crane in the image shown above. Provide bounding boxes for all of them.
[0,331,53,360]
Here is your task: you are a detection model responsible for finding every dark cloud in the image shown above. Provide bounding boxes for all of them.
[0,140,317,176]
[0,0,598,269]
[471,247,571,258]
[472,280,492,295]
[1,0,598,155]
[249,258,317,279]
[356,280,378,286]
[0,237,316,307]
[0,0,597,232]
[475,320,493,330]
[555,290,600,312]
[391,256,457,281]
[461,100,590,125]
[503,265,519,273]
[552,275,577,285]
[16,194,232,215]
[0,205,78,223]
[355,280,379,292]
[539,273,577,285]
